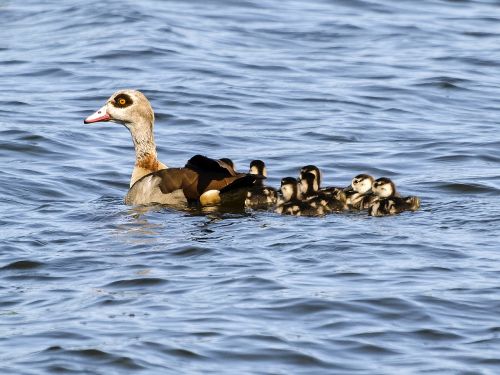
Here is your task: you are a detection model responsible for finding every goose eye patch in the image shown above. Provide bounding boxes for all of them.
[113,94,132,108]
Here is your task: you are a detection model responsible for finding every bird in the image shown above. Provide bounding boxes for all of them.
[244,160,278,209]
[344,173,375,210]
[368,177,420,216]
[275,177,329,216]
[84,89,262,206]
[371,177,397,198]
[298,172,347,212]
[298,165,345,198]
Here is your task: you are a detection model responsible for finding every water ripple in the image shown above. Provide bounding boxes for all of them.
[2,0,500,373]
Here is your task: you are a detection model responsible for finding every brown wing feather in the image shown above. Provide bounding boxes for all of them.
[126,155,263,204]
[185,155,237,176]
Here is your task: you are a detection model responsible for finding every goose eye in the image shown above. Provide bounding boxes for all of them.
[113,94,131,107]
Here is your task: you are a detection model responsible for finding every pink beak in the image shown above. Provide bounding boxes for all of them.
[84,105,111,124]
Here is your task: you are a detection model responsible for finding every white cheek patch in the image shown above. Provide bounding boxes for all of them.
[250,166,259,175]
[313,180,319,192]
[373,184,388,197]
[381,186,391,197]
[281,185,293,202]
[360,180,372,194]
[299,181,307,194]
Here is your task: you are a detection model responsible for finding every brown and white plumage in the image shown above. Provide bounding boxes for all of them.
[344,174,376,209]
[276,177,329,216]
[84,90,261,206]
[298,172,347,212]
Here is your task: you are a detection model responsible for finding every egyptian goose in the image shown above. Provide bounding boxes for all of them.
[84,89,261,206]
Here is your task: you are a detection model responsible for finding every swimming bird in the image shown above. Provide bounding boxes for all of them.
[368,177,420,216]
[298,172,347,212]
[244,160,278,209]
[344,173,375,209]
[276,177,328,216]
[371,177,397,199]
[298,165,321,195]
[298,165,344,198]
[84,89,261,206]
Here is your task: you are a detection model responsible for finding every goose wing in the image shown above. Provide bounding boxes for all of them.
[124,168,188,205]
[125,155,264,205]
[183,155,262,200]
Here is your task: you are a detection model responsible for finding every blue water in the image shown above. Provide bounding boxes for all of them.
[1,0,500,373]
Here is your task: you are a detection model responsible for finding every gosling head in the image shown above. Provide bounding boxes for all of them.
[84,89,154,130]
[249,160,267,177]
[372,177,396,198]
[351,174,375,195]
[299,165,321,188]
[280,177,299,203]
[298,172,319,197]
[220,158,235,170]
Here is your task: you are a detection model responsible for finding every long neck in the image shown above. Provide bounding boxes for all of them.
[128,120,166,187]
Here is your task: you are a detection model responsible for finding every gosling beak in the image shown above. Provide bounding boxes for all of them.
[84,105,111,124]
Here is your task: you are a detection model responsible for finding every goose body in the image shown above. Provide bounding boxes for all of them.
[84,90,260,206]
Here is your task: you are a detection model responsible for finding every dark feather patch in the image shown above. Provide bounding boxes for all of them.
[219,174,263,194]
[186,155,234,176]
[113,93,133,108]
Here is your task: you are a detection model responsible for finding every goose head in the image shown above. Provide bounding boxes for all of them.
[84,89,154,129]
[84,90,166,188]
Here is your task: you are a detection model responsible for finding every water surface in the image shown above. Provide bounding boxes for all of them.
[1,0,500,373]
